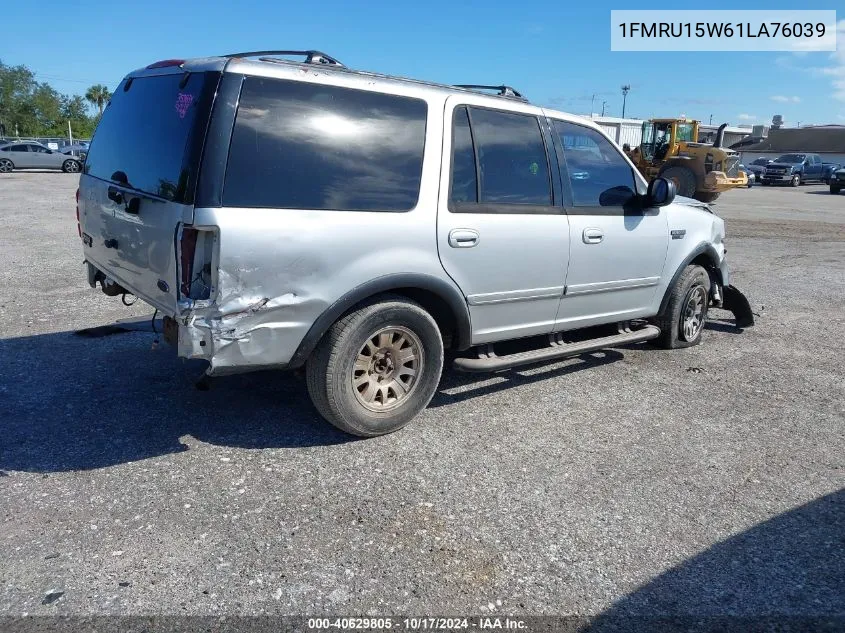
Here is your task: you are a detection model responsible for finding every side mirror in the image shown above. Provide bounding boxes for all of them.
[647,177,676,207]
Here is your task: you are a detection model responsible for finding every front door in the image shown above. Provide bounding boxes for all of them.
[437,98,570,344]
[547,118,668,330]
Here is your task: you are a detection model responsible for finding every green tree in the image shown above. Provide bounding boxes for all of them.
[85,84,111,116]
[0,59,101,138]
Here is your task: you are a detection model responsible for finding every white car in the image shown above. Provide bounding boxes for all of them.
[0,142,82,173]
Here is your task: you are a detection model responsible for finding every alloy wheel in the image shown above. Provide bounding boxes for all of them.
[680,285,707,342]
[352,326,423,412]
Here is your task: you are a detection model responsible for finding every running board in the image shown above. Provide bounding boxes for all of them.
[453,325,661,372]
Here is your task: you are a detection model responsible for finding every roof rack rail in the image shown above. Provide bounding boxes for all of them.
[224,50,345,67]
[455,84,527,101]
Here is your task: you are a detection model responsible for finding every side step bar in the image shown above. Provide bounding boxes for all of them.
[453,325,661,372]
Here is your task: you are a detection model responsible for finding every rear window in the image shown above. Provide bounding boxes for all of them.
[84,72,218,203]
[223,77,428,211]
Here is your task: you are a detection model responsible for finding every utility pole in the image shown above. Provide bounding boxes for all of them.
[709,114,713,125]
[590,93,596,118]
[621,85,631,119]
[601,101,607,117]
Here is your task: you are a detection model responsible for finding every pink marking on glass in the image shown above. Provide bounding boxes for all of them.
[175,93,194,119]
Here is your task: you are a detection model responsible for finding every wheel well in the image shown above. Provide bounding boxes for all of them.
[690,253,723,286]
[374,287,459,349]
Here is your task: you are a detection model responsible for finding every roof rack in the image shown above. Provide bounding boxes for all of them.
[455,84,527,101]
[224,50,345,67]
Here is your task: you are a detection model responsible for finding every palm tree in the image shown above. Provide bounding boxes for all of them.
[85,84,112,116]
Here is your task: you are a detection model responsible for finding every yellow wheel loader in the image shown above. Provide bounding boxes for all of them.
[627,119,747,203]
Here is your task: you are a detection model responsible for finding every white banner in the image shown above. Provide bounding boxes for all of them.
[611,10,837,51]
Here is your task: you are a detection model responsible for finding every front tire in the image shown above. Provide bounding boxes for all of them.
[694,191,720,203]
[653,265,711,349]
[791,174,800,187]
[832,184,842,195]
[306,297,444,437]
[660,166,697,198]
[62,159,81,173]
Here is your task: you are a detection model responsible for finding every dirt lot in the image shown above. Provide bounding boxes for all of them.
[0,173,843,622]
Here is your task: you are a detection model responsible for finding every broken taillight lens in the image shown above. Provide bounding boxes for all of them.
[179,227,199,297]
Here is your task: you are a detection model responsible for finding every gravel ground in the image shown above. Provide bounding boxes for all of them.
[0,173,842,620]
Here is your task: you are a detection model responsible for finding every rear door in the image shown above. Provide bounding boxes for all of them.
[79,70,218,315]
[437,97,570,344]
[9,144,34,168]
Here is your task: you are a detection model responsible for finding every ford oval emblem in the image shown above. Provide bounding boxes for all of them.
[157,280,170,293]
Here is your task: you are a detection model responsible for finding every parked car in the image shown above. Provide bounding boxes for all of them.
[0,142,82,173]
[739,165,755,187]
[744,157,770,181]
[822,163,841,184]
[830,167,845,194]
[761,153,826,186]
[77,51,754,436]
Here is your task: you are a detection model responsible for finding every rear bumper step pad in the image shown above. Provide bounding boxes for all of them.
[453,325,661,372]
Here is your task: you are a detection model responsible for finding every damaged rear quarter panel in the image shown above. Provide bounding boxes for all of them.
[184,199,447,374]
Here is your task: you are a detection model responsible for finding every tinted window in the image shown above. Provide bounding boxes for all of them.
[450,107,477,204]
[85,72,217,202]
[29,145,48,153]
[554,120,636,207]
[468,107,551,205]
[776,154,805,163]
[224,78,427,211]
[10,145,28,152]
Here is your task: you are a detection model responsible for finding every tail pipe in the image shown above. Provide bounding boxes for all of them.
[713,123,727,149]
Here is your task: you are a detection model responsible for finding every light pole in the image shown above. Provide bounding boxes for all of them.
[590,93,596,118]
[709,114,713,125]
[601,101,607,117]
[621,85,631,119]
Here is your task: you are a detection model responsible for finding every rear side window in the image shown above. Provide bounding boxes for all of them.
[224,78,427,211]
[10,145,27,152]
[450,107,478,204]
[449,106,553,213]
[84,72,218,203]
[554,120,637,207]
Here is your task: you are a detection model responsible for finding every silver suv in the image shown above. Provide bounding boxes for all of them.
[78,50,753,436]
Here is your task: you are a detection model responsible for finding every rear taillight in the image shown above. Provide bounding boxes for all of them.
[75,188,81,238]
[179,227,199,297]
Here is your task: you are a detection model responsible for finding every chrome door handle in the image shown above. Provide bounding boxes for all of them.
[448,229,480,248]
[583,228,604,244]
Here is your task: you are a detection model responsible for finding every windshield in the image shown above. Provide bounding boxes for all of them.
[84,72,218,202]
[775,154,806,163]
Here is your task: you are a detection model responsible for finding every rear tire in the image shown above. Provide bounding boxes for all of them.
[660,166,697,198]
[653,265,711,349]
[832,184,842,195]
[305,296,444,437]
[0,158,13,173]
